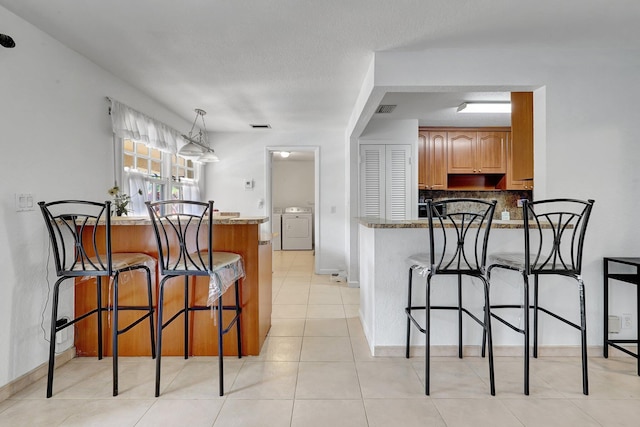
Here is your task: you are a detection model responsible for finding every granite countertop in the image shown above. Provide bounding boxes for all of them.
[358,217,528,229]
[88,215,272,244]
[105,215,269,225]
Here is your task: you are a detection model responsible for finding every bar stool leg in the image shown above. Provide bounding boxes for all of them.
[457,274,463,359]
[533,275,539,359]
[523,273,530,396]
[406,267,413,359]
[183,276,189,359]
[603,259,609,359]
[578,278,589,395]
[481,276,496,396]
[218,293,224,396]
[112,274,119,396]
[97,277,103,360]
[155,278,167,397]
[425,275,432,395]
[144,266,156,359]
[46,278,64,398]
[235,279,242,358]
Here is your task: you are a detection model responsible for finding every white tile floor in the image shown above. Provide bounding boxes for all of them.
[1,250,639,426]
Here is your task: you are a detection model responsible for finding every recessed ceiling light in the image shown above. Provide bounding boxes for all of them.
[457,102,511,113]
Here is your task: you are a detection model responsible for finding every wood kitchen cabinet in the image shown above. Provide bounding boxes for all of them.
[506,131,534,190]
[511,92,534,181]
[418,129,447,190]
[447,130,507,174]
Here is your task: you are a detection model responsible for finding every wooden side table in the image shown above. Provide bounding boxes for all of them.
[603,257,640,375]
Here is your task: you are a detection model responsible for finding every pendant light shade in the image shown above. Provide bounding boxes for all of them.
[198,150,220,162]
[179,141,205,156]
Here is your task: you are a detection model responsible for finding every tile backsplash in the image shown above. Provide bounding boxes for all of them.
[419,190,533,220]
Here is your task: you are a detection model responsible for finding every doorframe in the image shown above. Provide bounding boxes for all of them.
[265,146,320,274]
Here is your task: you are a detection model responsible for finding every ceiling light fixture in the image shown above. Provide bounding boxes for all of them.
[457,102,511,113]
[280,151,291,158]
[179,108,219,162]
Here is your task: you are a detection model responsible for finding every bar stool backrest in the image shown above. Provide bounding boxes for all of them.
[146,200,213,276]
[427,198,497,274]
[523,198,595,276]
[39,200,113,277]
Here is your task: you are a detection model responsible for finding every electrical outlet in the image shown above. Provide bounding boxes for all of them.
[608,315,621,334]
[622,313,633,329]
[517,199,525,208]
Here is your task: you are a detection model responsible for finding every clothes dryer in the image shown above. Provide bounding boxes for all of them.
[281,207,313,250]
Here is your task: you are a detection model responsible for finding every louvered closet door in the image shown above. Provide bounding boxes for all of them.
[359,144,411,220]
[385,145,411,220]
[360,145,385,218]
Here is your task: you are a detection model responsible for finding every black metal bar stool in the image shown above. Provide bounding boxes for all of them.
[485,198,594,395]
[146,200,244,397]
[405,198,497,395]
[39,200,156,397]
[603,257,640,375]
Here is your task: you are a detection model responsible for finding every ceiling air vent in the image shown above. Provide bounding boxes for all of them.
[250,124,272,129]
[375,104,397,114]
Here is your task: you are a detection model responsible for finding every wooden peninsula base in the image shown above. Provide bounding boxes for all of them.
[74,217,272,357]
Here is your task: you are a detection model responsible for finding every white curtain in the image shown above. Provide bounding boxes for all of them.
[110,99,187,153]
[183,183,201,202]
[125,170,148,216]
[182,183,202,214]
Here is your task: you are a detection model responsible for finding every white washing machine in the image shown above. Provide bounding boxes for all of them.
[282,207,313,250]
[272,207,282,250]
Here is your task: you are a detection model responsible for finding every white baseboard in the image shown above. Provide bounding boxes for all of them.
[376,345,636,358]
[0,347,75,402]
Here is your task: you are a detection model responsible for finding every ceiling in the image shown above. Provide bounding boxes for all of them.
[2,1,639,133]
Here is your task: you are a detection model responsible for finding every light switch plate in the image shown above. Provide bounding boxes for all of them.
[15,193,35,212]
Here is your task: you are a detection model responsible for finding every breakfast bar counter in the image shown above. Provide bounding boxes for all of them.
[75,216,272,357]
[358,217,531,357]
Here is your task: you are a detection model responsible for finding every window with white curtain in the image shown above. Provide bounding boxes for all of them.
[110,99,202,215]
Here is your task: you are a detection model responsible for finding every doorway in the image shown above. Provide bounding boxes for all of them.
[265,146,320,273]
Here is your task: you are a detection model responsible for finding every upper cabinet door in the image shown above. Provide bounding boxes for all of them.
[447,131,476,173]
[428,131,448,189]
[511,92,534,181]
[418,130,448,190]
[418,132,427,190]
[476,131,507,173]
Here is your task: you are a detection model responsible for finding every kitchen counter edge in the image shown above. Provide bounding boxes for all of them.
[358,217,526,229]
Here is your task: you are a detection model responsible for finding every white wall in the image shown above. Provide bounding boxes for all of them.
[272,159,315,210]
[203,130,346,274]
[348,48,640,346]
[0,7,191,388]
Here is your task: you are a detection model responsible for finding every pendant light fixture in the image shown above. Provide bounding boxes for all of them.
[179,108,219,162]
